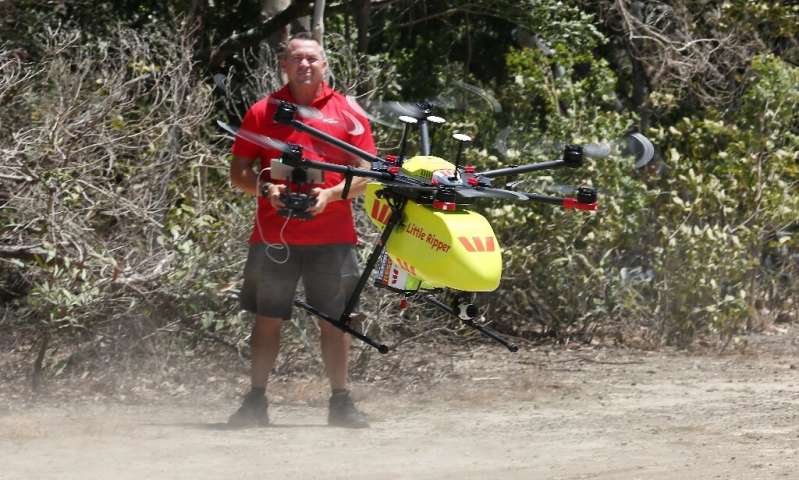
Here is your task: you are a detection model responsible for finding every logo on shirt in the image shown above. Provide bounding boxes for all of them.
[341,110,365,136]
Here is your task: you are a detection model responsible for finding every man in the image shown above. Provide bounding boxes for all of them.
[228,32,374,428]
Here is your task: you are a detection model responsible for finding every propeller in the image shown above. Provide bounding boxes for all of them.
[264,96,371,137]
[493,128,655,169]
[625,133,656,168]
[359,81,502,129]
[510,182,608,200]
[217,120,296,154]
[219,119,447,194]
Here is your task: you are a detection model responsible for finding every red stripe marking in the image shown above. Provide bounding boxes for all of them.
[396,258,417,276]
[371,201,390,224]
[379,203,391,224]
[458,237,476,252]
[484,237,495,252]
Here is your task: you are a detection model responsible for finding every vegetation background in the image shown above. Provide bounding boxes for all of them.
[1,0,797,394]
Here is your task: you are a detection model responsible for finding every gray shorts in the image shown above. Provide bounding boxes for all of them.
[240,243,360,320]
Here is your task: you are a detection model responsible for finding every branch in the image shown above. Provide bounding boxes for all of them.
[0,244,48,260]
[208,0,313,70]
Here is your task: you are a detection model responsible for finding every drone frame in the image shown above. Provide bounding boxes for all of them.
[242,100,601,354]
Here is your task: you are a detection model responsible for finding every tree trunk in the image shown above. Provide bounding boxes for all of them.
[208,0,313,70]
[353,0,371,53]
[262,0,292,51]
[311,0,326,48]
[626,1,652,131]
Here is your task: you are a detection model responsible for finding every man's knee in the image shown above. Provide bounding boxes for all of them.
[319,320,346,340]
[252,316,282,340]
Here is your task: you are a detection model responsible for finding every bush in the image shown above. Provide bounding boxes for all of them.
[485,50,799,347]
[0,23,251,369]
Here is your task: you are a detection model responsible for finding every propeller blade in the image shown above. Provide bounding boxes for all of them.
[429,81,502,113]
[358,81,501,129]
[627,133,656,168]
[582,143,611,159]
[217,120,330,159]
[264,96,371,138]
[506,179,607,196]
[492,129,656,169]
[217,120,294,153]
[266,96,324,121]
[584,133,655,168]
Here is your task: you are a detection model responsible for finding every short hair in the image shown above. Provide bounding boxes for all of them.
[278,32,324,58]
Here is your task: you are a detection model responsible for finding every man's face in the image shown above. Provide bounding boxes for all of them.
[281,39,327,88]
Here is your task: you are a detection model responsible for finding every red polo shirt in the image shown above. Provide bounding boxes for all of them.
[232,83,376,245]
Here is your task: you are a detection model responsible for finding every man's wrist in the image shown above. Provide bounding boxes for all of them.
[260,181,274,197]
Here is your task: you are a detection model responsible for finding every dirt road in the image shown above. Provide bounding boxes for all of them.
[2,326,798,479]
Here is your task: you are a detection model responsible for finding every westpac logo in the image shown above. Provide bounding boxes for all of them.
[457,236,496,252]
[370,201,391,225]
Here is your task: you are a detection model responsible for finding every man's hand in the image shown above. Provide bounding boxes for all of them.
[262,182,287,209]
[308,187,333,215]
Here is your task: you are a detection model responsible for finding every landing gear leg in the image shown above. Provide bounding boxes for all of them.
[423,294,519,352]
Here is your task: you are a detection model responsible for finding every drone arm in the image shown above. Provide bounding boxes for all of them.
[286,156,394,182]
[477,144,592,178]
[274,101,383,165]
[518,190,598,211]
[476,159,568,178]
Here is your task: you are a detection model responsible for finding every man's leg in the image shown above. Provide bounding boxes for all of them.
[303,245,369,428]
[250,315,283,388]
[319,317,350,391]
[228,315,282,428]
[230,243,300,427]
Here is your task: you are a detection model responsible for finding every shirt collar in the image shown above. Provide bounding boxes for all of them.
[273,82,334,107]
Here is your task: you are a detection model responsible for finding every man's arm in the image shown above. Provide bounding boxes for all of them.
[308,158,372,215]
[230,155,285,206]
[229,155,259,196]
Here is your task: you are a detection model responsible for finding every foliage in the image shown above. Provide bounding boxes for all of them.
[0,24,249,347]
[486,46,798,346]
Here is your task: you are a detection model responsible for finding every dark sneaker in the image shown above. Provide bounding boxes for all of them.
[328,391,369,428]
[227,390,269,428]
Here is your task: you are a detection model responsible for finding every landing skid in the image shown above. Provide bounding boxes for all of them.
[293,191,518,354]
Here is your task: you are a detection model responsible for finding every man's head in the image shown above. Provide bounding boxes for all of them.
[280,33,327,92]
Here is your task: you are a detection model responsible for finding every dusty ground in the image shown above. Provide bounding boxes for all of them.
[1,325,798,480]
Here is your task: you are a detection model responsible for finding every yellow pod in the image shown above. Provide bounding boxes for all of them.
[364,179,502,292]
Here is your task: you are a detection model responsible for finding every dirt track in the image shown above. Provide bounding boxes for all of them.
[2,326,798,480]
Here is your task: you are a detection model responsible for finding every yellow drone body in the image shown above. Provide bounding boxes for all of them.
[364,155,502,292]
